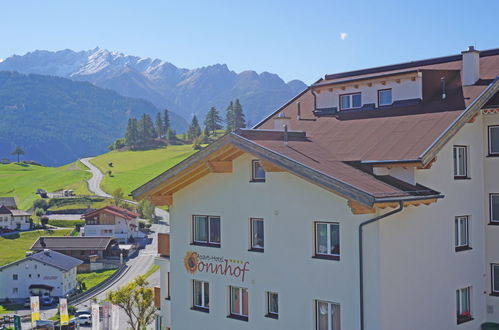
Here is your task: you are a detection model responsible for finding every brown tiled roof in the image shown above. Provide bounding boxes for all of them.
[82,205,139,220]
[31,236,113,251]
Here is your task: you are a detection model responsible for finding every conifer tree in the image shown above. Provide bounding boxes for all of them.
[155,112,163,138]
[233,99,246,130]
[188,115,202,141]
[125,118,139,147]
[138,113,155,143]
[204,106,223,136]
[225,101,234,133]
[163,109,170,137]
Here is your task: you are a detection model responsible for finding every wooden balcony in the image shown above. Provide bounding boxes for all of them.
[158,233,170,257]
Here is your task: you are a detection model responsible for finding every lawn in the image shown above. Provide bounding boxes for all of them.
[144,264,159,279]
[89,145,196,196]
[0,161,91,210]
[0,229,73,266]
[47,219,85,228]
[0,303,24,314]
[77,269,116,291]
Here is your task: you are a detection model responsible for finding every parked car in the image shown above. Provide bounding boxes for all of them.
[54,318,76,329]
[72,314,92,326]
[74,309,91,317]
[41,296,54,306]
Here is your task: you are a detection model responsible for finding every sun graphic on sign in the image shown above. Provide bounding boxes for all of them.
[184,251,199,274]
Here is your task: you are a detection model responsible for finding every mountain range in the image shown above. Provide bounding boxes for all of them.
[0,48,307,126]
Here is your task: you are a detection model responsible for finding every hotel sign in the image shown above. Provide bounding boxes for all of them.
[184,251,250,282]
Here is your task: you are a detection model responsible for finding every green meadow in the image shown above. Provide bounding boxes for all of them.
[89,145,196,196]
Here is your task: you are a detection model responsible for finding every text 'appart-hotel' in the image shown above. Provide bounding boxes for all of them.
[133,46,499,330]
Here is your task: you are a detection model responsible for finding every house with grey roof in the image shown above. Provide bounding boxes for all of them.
[0,250,82,300]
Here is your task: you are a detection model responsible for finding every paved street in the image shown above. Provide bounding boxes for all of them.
[79,158,112,198]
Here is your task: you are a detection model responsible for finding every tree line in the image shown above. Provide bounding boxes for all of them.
[111,99,247,151]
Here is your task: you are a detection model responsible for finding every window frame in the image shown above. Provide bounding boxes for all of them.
[249,218,264,252]
[192,215,221,247]
[228,286,249,321]
[455,216,471,252]
[339,92,362,110]
[315,300,341,330]
[251,160,266,182]
[488,125,499,156]
[456,287,473,324]
[453,145,469,179]
[490,194,499,224]
[378,88,393,106]
[265,291,278,319]
[491,264,499,296]
[314,222,340,261]
[191,279,209,313]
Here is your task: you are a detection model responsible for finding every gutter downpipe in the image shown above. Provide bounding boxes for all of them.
[359,201,404,330]
[311,88,318,111]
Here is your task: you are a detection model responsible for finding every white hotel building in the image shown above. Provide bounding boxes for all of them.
[133,47,499,330]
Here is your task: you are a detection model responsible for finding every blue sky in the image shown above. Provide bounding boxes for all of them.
[0,0,497,84]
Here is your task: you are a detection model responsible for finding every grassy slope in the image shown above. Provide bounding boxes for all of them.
[0,161,91,210]
[0,229,73,266]
[77,269,116,291]
[90,145,196,196]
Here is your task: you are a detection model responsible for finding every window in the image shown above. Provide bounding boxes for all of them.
[456,287,473,324]
[192,215,221,247]
[315,222,340,260]
[192,280,209,312]
[266,292,278,319]
[491,194,499,223]
[316,300,340,330]
[229,286,248,321]
[339,93,361,110]
[250,218,264,251]
[489,126,499,155]
[492,264,499,295]
[251,160,266,182]
[13,274,18,280]
[12,288,18,294]
[455,216,470,251]
[378,89,392,106]
[453,146,468,179]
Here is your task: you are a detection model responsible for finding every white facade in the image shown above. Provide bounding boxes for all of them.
[0,258,78,300]
[0,213,30,231]
[153,109,499,330]
[84,215,141,242]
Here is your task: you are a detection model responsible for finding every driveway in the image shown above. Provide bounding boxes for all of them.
[80,158,112,198]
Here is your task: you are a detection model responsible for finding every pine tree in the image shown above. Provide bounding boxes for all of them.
[225,101,234,133]
[188,115,202,141]
[138,113,155,144]
[125,118,139,147]
[168,129,176,143]
[204,107,223,136]
[233,99,246,130]
[163,109,170,136]
[155,112,163,138]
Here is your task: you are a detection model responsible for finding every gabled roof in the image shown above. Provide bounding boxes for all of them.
[10,209,31,216]
[31,236,113,251]
[0,197,17,209]
[29,250,83,271]
[0,249,82,272]
[0,205,12,215]
[82,205,139,220]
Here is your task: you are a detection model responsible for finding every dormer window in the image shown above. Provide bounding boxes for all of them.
[378,89,392,106]
[339,93,361,110]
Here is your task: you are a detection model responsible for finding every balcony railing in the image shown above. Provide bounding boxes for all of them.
[158,233,170,257]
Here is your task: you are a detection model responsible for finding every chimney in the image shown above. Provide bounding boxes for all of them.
[461,46,480,86]
[273,112,290,130]
[296,102,301,120]
[283,124,288,146]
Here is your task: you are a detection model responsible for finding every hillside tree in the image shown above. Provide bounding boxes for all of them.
[225,101,234,132]
[11,146,25,163]
[163,109,171,138]
[188,115,202,141]
[138,113,155,144]
[204,107,223,135]
[233,99,246,130]
[125,118,139,147]
[155,112,163,138]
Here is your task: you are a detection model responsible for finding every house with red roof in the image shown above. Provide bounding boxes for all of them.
[81,205,142,243]
[133,46,499,330]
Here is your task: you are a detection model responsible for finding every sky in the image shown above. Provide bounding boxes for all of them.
[0,0,498,84]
